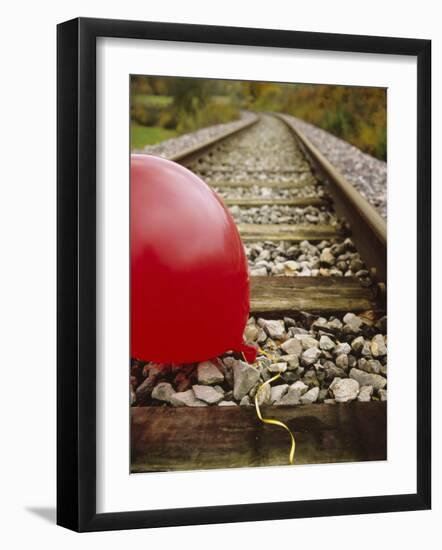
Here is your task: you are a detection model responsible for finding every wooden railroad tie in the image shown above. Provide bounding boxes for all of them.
[250,276,384,314]
[238,223,342,241]
[131,403,387,472]
[208,179,316,189]
[224,197,329,208]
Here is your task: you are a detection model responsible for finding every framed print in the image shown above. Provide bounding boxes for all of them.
[57,17,431,532]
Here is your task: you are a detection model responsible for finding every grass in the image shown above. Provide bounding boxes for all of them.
[131,123,177,150]
[132,94,173,107]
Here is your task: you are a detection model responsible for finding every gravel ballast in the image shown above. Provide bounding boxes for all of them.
[130,312,387,408]
[136,111,256,159]
[284,115,387,219]
[184,114,313,184]
[246,238,372,283]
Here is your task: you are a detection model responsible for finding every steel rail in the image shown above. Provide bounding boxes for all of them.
[167,112,259,163]
[274,113,387,285]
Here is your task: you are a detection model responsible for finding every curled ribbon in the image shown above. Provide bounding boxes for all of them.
[242,348,296,465]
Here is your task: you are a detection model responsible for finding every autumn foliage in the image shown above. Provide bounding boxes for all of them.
[130,76,387,160]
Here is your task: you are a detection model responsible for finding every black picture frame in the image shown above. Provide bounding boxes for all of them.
[57,17,431,532]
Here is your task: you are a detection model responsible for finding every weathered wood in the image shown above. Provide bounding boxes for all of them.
[238,223,342,241]
[224,197,328,207]
[208,179,315,189]
[250,276,383,313]
[131,403,387,472]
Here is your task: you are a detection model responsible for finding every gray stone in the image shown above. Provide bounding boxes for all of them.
[323,362,347,381]
[290,326,309,336]
[357,358,369,371]
[378,389,387,401]
[334,342,351,355]
[267,362,287,373]
[270,384,289,404]
[350,258,365,272]
[327,318,343,331]
[281,370,300,384]
[280,354,299,370]
[222,356,236,368]
[319,335,335,351]
[275,387,301,406]
[335,354,349,369]
[318,388,329,402]
[300,387,319,404]
[218,400,238,406]
[192,384,224,404]
[303,369,320,387]
[170,389,207,407]
[330,377,359,402]
[366,359,382,374]
[255,382,271,406]
[280,337,303,356]
[351,336,365,353]
[301,347,322,366]
[297,334,319,350]
[271,263,285,275]
[320,248,335,266]
[240,395,253,406]
[357,385,374,402]
[250,267,268,276]
[142,362,165,379]
[232,360,261,400]
[371,334,387,357]
[256,355,271,369]
[324,398,336,404]
[361,341,372,357]
[135,376,155,403]
[244,324,260,342]
[151,382,175,403]
[290,380,309,395]
[375,316,387,332]
[283,261,300,274]
[283,316,297,328]
[260,319,286,339]
[349,368,387,391]
[197,361,224,385]
[312,317,328,329]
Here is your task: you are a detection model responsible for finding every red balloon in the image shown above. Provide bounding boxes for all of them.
[131,154,257,364]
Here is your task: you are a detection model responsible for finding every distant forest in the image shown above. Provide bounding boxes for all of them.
[130,76,386,160]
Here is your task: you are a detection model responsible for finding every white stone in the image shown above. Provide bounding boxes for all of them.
[330,378,359,403]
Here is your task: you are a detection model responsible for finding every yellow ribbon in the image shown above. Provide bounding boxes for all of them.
[242,348,296,465]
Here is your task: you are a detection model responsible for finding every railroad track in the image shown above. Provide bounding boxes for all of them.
[131,113,387,472]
